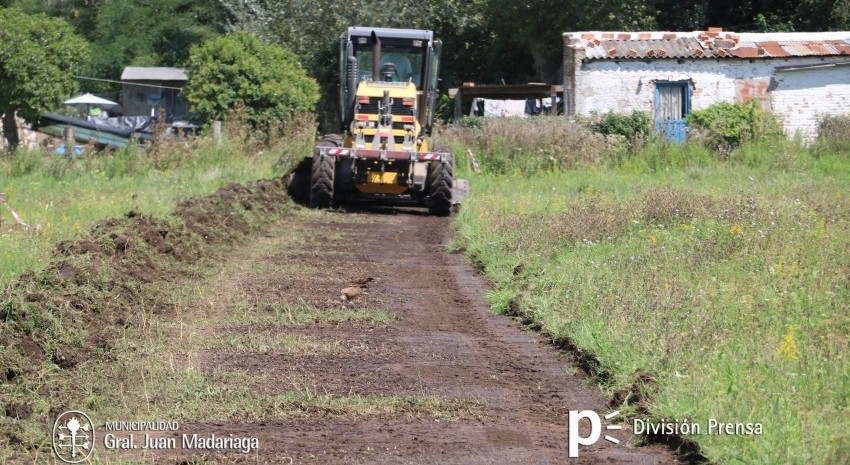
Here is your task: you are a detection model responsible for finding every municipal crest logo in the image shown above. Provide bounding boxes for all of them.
[52,410,95,463]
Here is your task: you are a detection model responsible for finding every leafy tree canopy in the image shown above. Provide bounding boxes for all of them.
[89,0,230,84]
[0,7,90,147]
[183,32,319,125]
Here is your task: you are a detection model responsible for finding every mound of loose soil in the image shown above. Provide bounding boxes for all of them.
[0,177,291,438]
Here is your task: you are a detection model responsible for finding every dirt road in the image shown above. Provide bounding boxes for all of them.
[132,206,680,464]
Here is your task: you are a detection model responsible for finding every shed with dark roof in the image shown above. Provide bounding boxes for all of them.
[121,67,189,118]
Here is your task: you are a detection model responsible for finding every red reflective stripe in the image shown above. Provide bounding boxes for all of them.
[355,114,369,121]
[327,148,350,156]
[399,116,415,123]
[386,151,409,160]
[358,150,380,157]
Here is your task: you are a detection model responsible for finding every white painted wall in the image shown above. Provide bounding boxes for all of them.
[771,66,850,139]
[572,56,850,139]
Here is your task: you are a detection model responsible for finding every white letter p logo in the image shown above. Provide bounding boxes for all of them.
[568,410,601,458]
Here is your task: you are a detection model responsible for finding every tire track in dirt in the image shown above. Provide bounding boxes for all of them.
[155,207,681,464]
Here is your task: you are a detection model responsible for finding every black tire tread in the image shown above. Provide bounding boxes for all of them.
[310,154,334,208]
[427,147,454,216]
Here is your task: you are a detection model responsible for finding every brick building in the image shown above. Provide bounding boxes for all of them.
[562,29,850,141]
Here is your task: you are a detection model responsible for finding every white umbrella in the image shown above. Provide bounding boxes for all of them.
[63,93,118,106]
[64,93,118,119]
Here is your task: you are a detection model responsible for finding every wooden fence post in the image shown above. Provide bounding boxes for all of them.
[212,120,222,146]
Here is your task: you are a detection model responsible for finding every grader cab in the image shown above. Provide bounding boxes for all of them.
[306,27,462,216]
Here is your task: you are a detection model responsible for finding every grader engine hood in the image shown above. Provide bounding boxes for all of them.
[350,81,421,152]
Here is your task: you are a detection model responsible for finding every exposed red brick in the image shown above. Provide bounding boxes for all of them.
[646,49,656,57]
[593,38,601,46]
[693,48,705,57]
[638,32,651,39]
[663,33,677,40]
[618,33,631,40]
[601,33,614,39]
[658,49,669,57]
[727,33,740,41]
[608,47,617,56]
[581,33,594,40]
[707,27,723,33]
[627,48,637,58]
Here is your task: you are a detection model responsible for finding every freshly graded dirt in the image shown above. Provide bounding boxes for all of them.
[154,206,681,465]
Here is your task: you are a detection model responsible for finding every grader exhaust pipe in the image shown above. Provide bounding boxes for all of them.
[371,31,381,81]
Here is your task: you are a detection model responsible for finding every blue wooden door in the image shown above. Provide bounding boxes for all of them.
[654,82,690,143]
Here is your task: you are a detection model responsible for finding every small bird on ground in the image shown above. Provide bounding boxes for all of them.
[341,286,362,301]
[350,276,373,286]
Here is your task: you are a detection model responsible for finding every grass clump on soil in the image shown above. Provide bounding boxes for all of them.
[199,330,336,353]
[176,369,480,420]
[227,300,396,327]
[447,118,850,464]
[0,111,315,287]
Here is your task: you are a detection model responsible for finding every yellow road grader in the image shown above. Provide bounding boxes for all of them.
[291,27,464,215]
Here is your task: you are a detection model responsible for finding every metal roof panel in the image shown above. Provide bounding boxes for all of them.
[121,67,187,81]
[584,38,711,59]
[348,27,433,41]
[568,31,850,60]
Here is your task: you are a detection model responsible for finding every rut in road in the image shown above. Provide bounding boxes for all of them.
[149,207,681,464]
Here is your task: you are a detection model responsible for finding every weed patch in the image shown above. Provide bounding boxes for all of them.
[453,154,850,464]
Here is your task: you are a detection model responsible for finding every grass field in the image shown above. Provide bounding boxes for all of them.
[0,119,313,287]
[451,131,850,464]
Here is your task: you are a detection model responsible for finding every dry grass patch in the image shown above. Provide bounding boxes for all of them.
[638,187,714,225]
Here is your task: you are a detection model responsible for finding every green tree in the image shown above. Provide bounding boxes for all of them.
[183,32,319,126]
[0,7,90,149]
[90,0,229,83]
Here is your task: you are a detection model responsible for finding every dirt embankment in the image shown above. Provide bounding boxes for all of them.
[0,177,290,443]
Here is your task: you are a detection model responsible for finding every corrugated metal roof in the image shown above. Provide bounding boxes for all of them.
[121,67,187,81]
[566,30,850,60]
[585,38,712,59]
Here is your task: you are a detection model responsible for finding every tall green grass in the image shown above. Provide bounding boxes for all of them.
[0,114,315,286]
[447,118,850,464]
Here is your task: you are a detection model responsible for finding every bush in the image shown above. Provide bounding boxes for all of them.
[816,114,850,154]
[592,111,651,146]
[184,33,319,127]
[685,101,782,151]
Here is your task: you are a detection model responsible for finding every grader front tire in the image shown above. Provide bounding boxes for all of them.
[427,160,453,216]
[310,154,335,208]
